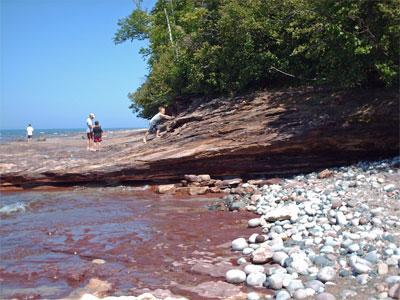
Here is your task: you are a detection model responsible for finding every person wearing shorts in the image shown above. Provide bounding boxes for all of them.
[86,113,95,151]
[143,106,173,143]
[93,120,103,151]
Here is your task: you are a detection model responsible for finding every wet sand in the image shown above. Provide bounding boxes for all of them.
[0,188,259,299]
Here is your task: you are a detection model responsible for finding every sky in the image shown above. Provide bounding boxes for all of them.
[0,0,157,130]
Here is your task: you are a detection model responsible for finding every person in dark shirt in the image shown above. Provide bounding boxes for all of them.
[93,121,103,151]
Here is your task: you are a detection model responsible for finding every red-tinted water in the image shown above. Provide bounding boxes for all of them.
[0,188,258,299]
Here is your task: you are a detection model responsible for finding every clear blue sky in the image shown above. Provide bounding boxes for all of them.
[0,0,156,130]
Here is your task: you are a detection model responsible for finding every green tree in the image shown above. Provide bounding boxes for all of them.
[115,0,399,118]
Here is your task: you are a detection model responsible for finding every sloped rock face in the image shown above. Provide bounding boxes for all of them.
[0,88,398,189]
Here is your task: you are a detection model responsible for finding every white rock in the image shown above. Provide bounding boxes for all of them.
[248,218,261,228]
[293,289,309,299]
[237,257,247,265]
[291,259,309,275]
[269,273,284,289]
[336,212,348,225]
[276,290,291,300]
[244,264,264,274]
[317,267,336,282]
[384,184,395,192]
[246,272,267,287]
[264,205,299,222]
[242,247,255,255]
[349,256,372,274]
[248,233,259,243]
[287,280,305,295]
[226,269,246,283]
[232,238,248,251]
[273,251,289,266]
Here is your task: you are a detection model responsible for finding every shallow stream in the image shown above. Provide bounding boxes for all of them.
[0,188,255,299]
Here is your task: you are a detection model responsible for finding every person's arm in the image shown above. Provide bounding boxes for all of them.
[160,113,173,120]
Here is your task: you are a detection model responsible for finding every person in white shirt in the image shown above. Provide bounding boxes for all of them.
[86,113,95,151]
[143,106,173,143]
[26,124,34,142]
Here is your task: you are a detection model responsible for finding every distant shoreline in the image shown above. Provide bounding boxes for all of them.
[0,127,145,143]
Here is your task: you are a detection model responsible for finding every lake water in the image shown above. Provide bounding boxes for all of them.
[0,128,137,143]
[0,188,255,299]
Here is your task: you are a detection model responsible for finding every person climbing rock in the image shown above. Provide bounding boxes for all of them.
[143,106,173,143]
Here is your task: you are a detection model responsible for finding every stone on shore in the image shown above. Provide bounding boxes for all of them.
[318,169,334,179]
[189,186,209,195]
[316,293,336,300]
[248,218,261,228]
[225,269,246,284]
[317,267,336,282]
[156,184,176,194]
[244,264,264,275]
[251,246,274,264]
[389,283,400,299]
[232,238,248,251]
[264,205,299,222]
[246,272,267,287]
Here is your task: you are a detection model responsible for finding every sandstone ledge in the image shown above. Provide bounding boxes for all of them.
[0,88,398,190]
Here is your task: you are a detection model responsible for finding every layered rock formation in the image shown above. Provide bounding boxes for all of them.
[0,88,398,189]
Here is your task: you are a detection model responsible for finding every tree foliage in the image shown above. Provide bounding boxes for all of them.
[115,0,400,118]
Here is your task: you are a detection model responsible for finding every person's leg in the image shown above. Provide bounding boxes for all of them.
[143,131,149,143]
[156,129,161,138]
[90,134,95,150]
[86,133,90,150]
[88,133,93,150]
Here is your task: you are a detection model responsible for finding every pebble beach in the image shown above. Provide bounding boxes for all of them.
[224,156,400,300]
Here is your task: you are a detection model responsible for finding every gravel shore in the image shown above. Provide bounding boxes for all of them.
[225,157,400,300]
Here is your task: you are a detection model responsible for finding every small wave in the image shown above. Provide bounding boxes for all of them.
[0,202,28,216]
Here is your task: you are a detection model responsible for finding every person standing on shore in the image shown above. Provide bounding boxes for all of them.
[143,106,173,143]
[86,113,95,151]
[26,124,34,142]
[93,120,103,151]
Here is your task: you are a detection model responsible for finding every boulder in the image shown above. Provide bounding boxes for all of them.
[189,186,209,195]
[156,184,176,194]
[184,175,201,182]
[198,174,211,181]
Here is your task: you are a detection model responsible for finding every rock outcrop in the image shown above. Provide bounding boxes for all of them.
[0,88,398,189]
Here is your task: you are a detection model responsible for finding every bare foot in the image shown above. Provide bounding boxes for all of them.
[143,137,147,144]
